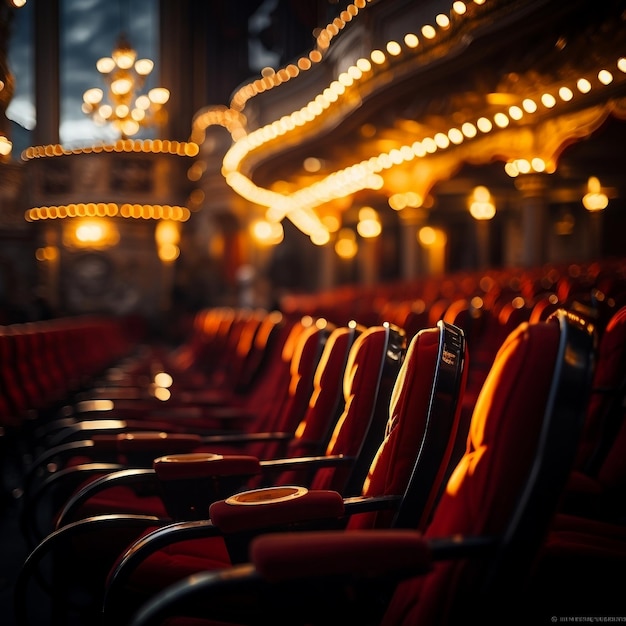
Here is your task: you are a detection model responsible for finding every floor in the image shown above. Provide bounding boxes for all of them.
[1,437,58,626]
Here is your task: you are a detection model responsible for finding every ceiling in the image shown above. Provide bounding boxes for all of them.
[240,0,626,226]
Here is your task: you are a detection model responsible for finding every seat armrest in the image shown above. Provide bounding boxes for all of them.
[126,533,498,626]
[153,453,262,520]
[55,468,160,530]
[259,453,354,472]
[209,487,345,533]
[198,431,293,445]
[251,529,432,581]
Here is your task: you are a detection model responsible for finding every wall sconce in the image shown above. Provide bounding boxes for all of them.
[469,186,496,220]
[63,219,120,249]
[356,206,382,238]
[251,219,284,246]
[582,176,608,212]
[155,220,180,262]
[335,228,358,259]
[0,135,12,159]
[418,226,447,248]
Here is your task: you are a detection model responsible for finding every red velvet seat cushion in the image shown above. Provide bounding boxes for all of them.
[282,326,357,465]
[382,320,562,626]
[348,327,441,530]
[309,326,393,492]
[575,305,626,469]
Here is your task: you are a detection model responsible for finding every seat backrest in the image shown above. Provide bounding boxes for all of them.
[278,322,365,474]
[348,320,468,531]
[309,323,407,496]
[233,310,285,394]
[236,316,311,432]
[245,318,334,460]
[574,305,626,489]
[382,310,595,626]
[203,308,265,393]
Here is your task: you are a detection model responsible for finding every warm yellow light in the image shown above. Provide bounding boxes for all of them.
[370,49,386,64]
[476,117,492,133]
[113,47,136,69]
[321,214,340,232]
[98,104,113,119]
[153,387,171,401]
[494,112,509,128]
[131,108,146,121]
[404,33,419,48]
[582,176,608,212]
[435,14,450,28]
[558,86,573,101]
[335,238,358,259]
[522,98,538,113]
[598,69,613,85]
[120,119,140,137]
[358,206,376,222]
[155,220,181,246]
[96,57,116,74]
[67,219,119,248]
[158,243,180,262]
[452,1,467,14]
[134,58,154,76]
[311,230,330,246]
[335,228,358,259]
[418,226,436,246]
[76,222,104,243]
[577,78,592,93]
[357,219,382,238]
[531,157,546,172]
[0,136,12,156]
[469,186,496,220]
[419,226,447,248]
[386,41,401,56]
[251,219,284,245]
[111,78,132,95]
[303,157,321,173]
[85,38,169,138]
[154,372,173,388]
[135,95,151,110]
[149,87,170,105]
[83,88,103,105]
[115,104,130,118]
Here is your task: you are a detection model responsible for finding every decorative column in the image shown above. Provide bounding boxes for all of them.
[514,174,548,268]
[33,0,60,145]
[399,208,426,280]
[317,240,336,292]
[358,236,378,286]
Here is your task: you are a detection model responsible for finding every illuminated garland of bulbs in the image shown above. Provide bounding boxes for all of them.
[20,140,199,222]
[26,203,191,223]
[230,0,375,111]
[216,0,625,242]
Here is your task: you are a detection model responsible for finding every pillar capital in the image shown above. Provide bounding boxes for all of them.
[514,173,548,198]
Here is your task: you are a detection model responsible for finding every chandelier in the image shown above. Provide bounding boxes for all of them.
[82,33,169,139]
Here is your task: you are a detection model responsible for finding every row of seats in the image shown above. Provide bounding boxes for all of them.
[5,259,626,625]
[0,314,145,505]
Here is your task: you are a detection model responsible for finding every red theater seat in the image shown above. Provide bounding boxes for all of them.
[19,316,333,546]
[14,322,413,625]
[124,310,595,626]
[96,320,466,624]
